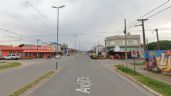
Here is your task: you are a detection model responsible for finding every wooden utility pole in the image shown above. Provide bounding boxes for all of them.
[155,29,160,50]
[137,19,148,51]
[124,19,128,68]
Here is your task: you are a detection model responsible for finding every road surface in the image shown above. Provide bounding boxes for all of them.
[0,56,74,96]
[29,55,154,96]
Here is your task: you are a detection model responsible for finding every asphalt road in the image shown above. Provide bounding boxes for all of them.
[29,55,154,96]
[0,56,74,96]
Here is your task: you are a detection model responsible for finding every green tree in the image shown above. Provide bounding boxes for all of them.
[148,40,171,50]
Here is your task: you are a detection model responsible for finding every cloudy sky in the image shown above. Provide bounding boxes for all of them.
[0,0,171,50]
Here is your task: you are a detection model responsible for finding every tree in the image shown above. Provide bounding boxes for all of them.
[148,40,171,50]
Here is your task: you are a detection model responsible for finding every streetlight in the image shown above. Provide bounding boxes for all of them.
[52,5,65,56]
[52,5,65,69]
[37,39,40,58]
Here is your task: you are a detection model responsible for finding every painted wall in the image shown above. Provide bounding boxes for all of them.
[144,50,171,73]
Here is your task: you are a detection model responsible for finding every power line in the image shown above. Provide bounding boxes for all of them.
[146,4,171,19]
[0,27,36,40]
[125,0,170,31]
[25,1,56,26]
[0,27,50,45]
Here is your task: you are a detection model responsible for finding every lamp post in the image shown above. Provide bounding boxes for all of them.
[37,39,40,58]
[52,5,65,70]
[52,5,65,56]
[74,35,77,55]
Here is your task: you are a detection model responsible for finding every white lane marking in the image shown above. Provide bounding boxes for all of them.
[75,76,92,94]
[77,77,80,82]
[75,88,90,94]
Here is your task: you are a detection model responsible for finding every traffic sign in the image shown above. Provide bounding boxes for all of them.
[131,50,138,58]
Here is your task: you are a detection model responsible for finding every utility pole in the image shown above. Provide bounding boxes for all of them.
[74,35,77,55]
[98,41,99,57]
[124,19,128,68]
[137,19,148,51]
[37,39,40,58]
[155,29,160,50]
[146,38,149,50]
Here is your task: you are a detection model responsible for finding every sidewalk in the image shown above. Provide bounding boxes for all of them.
[127,62,171,86]
[96,59,171,86]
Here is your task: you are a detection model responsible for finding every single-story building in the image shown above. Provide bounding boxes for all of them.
[0,45,56,59]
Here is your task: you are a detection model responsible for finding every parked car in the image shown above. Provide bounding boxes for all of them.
[5,54,20,60]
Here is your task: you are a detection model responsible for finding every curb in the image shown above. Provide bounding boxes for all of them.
[24,68,63,95]
[9,68,63,96]
[113,67,162,96]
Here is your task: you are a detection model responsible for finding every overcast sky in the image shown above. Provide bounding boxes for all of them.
[0,0,171,50]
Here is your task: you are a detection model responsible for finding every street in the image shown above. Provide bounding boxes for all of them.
[0,56,74,96]
[28,55,154,96]
[0,0,171,96]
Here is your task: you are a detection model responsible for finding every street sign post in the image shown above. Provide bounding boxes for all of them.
[131,50,138,71]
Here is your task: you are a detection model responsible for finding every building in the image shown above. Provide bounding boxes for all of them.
[48,43,69,56]
[94,45,105,55]
[0,45,55,59]
[105,33,142,58]
[0,42,74,59]
[21,45,55,59]
[0,45,23,57]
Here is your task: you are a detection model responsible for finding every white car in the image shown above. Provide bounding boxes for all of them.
[5,54,20,60]
[55,55,61,59]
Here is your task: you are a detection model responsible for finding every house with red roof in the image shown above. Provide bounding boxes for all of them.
[0,45,23,57]
[0,45,56,59]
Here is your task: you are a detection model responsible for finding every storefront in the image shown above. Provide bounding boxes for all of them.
[21,46,55,59]
[106,46,140,59]
[0,45,56,59]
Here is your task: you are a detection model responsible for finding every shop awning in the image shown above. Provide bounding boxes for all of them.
[23,50,54,53]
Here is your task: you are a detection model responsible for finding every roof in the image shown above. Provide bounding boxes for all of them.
[22,46,54,53]
[0,45,54,53]
[0,45,23,51]
[23,50,54,53]
[105,35,140,41]
[21,46,52,50]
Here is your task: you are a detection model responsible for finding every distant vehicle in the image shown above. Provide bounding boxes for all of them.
[90,53,97,59]
[84,52,88,55]
[5,54,20,60]
[55,55,61,59]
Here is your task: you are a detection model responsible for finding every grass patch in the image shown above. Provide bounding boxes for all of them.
[0,62,21,70]
[9,71,55,96]
[130,61,145,65]
[115,65,171,96]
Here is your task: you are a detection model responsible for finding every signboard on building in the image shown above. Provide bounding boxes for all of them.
[114,45,120,52]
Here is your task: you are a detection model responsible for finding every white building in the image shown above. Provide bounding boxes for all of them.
[105,33,141,52]
[94,45,105,55]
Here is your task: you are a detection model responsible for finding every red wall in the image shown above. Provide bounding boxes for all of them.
[2,51,9,56]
